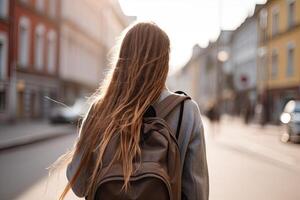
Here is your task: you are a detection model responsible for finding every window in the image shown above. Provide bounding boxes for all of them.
[34,24,45,70]
[0,0,9,18]
[0,33,8,79]
[18,16,30,67]
[0,89,5,112]
[286,43,295,77]
[262,54,268,82]
[272,6,279,36]
[260,9,268,29]
[49,0,57,18]
[271,49,278,79]
[47,31,57,74]
[287,0,295,28]
[0,42,3,79]
[258,47,267,84]
[259,9,268,42]
[36,0,45,12]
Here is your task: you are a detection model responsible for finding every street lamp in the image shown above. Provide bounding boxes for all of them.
[217,50,229,62]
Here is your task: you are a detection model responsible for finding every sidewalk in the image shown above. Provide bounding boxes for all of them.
[0,120,77,151]
[203,115,300,171]
[15,167,82,200]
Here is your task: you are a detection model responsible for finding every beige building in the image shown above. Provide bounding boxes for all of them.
[167,45,202,103]
[170,30,233,114]
[59,0,133,104]
[257,0,300,123]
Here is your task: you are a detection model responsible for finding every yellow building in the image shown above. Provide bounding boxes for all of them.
[258,0,300,123]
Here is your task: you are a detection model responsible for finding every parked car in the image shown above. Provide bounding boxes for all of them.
[49,98,89,124]
[280,100,300,143]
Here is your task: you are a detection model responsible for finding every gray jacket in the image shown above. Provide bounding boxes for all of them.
[154,88,209,200]
[66,88,209,200]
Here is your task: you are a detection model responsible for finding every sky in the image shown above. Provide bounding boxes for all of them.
[118,0,267,72]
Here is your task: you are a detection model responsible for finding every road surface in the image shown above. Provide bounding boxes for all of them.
[0,119,299,200]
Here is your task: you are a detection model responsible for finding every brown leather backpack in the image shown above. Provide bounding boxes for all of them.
[92,92,191,200]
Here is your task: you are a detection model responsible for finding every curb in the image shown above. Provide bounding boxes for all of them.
[0,131,74,151]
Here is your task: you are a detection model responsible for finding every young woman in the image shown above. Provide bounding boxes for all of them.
[56,22,209,200]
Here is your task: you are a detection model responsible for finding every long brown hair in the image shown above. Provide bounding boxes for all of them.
[54,22,170,199]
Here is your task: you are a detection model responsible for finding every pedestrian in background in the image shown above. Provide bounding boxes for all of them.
[207,102,220,137]
[52,22,209,200]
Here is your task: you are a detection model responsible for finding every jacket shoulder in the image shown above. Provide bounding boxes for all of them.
[172,91,200,113]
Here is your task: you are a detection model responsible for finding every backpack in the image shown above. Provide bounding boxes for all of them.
[92,91,191,200]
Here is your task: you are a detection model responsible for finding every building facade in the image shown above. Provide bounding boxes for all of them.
[196,42,219,112]
[7,0,60,121]
[168,31,234,114]
[0,0,134,122]
[230,7,260,117]
[0,0,10,121]
[59,0,132,105]
[215,31,234,114]
[258,0,300,123]
[195,31,233,114]
[167,45,202,103]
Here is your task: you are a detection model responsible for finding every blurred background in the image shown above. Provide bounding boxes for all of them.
[0,0,299,199]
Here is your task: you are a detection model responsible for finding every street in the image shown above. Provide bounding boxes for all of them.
[0,118,300,200]
[0,134,76,200]
[1,1,299,200]
[207,133,300,200]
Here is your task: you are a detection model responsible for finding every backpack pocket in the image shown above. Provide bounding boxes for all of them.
[94,164,172,200]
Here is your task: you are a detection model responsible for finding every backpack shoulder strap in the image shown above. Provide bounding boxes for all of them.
[176,100,185,139]
[174,91,190,139]
[154,91,191,119]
